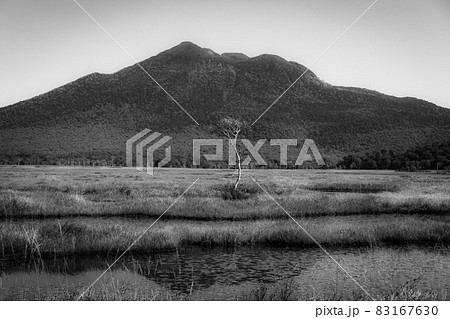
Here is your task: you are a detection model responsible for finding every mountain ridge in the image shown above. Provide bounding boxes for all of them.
[1,41,450,166]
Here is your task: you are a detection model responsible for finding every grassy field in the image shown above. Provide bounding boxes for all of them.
[36,276,445,301]
[1,166,449,301]
[1,166,450,256]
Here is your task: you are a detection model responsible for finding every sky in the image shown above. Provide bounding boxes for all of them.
[1,0,449,108]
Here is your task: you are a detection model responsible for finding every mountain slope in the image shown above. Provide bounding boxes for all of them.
[1,41,450,166]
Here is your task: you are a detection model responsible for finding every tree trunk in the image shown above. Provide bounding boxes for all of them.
[232,137,241,190]
[235,148,241,190]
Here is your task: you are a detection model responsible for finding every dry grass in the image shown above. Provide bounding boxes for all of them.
[1,172,449,221]
[24,276,448,301]
[1,167,449,301]
[1,215,449,258]
[0,166,449,254]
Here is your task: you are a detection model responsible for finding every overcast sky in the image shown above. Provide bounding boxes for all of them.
[1,0,449,108]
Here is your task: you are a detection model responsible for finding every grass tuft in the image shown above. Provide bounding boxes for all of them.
[0,194,30,218]
[217,183,262,200]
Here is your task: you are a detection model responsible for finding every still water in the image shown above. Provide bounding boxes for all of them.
[1,245,449,300]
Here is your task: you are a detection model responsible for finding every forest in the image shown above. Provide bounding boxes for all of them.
[1,141,449,171]
[337,141,450,171]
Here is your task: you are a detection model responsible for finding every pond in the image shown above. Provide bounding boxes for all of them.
[1,245,449,300]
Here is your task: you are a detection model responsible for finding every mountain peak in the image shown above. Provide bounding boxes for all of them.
[157,41,220,61]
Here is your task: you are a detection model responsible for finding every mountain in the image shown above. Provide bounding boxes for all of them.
[1,41,450,166]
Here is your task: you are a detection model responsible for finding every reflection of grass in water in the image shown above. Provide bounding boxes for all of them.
[2,251,448,301]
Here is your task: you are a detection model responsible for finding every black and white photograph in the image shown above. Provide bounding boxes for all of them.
[0,0,449,314]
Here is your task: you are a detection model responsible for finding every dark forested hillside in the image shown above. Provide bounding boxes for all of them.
[337,141,450,171]
[1,41,450,166]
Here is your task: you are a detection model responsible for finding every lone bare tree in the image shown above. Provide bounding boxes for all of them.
[218,117,245,190]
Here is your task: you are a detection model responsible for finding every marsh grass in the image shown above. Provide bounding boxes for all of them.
[239,278,297,301]
[22,226,42,256]
[0,194,31,217]
[1,188,449,221]
[2,167,449,220]
[307,182,401,193]
[1,216,449,258]
[35,276,447,301]
[303,278,447,301]
[0,167,449,274]
[386,278,442,301]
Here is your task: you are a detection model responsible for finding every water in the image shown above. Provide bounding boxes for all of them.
[1,246,449,300]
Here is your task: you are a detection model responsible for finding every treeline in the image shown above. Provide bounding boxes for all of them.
[0,151,332,169]
[337,141,450,171]
[0,152,125,167]
[2,141,450,171]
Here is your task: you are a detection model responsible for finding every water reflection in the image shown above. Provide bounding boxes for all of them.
[1,246,449,300]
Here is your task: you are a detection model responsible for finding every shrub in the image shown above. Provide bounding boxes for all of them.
[217,183,261,200]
